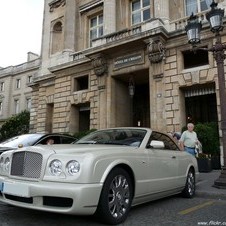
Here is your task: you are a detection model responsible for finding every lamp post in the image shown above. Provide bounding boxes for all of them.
[185,0,226,188]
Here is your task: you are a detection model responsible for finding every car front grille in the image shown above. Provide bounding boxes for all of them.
[11,151,43,179]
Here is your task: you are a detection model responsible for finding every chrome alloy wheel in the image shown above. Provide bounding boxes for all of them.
[187,170,195,196]
[108,174,130,219]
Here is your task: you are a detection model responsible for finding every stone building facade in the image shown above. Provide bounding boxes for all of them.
[0,53,40,125]
[30,0,226,140]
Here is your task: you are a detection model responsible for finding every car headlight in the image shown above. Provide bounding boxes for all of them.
[66,160,80,175]
[49,159,62,176]
[4,157,10,172]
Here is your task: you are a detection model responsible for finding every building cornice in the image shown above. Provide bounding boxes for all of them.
[0,59,41,77]
[79,0,103,13]
[49,0,66,12]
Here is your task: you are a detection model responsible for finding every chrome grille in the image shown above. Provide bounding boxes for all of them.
[11,151,43,179]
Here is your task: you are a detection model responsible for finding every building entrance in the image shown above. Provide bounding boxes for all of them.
[70,103,90,133]
[132,84,150,127]
[184,83,218,124]
[113,69,150,127]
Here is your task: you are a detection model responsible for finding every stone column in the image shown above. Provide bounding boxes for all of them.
[154,0,170,24]
[64,0,76,51]
[103,0,116,35]
[88,53,108,129]
[98,76,107,129]
[149,59,166,131]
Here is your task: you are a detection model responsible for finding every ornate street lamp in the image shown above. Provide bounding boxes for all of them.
[185,0,226,189]
[185,13,202,46]
[206,0,224,33]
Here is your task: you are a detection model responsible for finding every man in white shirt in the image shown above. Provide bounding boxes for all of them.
[180,123,198,156]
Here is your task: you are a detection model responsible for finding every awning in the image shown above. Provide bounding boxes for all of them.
[184,86,215,97]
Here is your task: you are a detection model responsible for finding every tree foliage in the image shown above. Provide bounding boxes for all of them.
[194,122,220,155]
[181,122,220,155]
[0,110,30,142]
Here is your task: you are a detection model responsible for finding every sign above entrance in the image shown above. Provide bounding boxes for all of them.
[114,52,144,70]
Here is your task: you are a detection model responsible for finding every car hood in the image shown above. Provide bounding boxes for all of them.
[30,144,137,155]
[0,146,17,152]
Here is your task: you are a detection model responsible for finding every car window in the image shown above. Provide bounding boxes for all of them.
[37,135,76,145]
[61,136,76,144]
[0,134,44,148]
[76,129,147,147]
[148,131,179,151]
[37,136,61,145]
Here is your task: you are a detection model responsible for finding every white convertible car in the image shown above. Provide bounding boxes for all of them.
[0,128,198,225]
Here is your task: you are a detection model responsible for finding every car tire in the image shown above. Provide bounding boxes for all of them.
[182,169,195,198]
[95,167,133,225]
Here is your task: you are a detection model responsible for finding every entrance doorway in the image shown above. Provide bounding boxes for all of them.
[46,103,54,133]
[79,105,90,131]
[114,69,150,127]
[132,84,150,127]
[70,103,90,133]
[184,84,218,124]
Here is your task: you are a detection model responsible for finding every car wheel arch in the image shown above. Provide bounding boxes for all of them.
[100,163,135,198]
[186,165,196,177]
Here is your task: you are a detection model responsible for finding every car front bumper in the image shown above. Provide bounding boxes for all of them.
[0,176,103,215]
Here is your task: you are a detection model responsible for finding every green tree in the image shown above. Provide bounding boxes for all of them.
[0,110,30,142]
[194,122,220,155]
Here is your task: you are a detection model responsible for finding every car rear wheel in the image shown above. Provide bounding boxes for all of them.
[182,169,195,198]
[95,167,133,225]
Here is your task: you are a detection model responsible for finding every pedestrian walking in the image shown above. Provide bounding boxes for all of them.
[179,123,199,156]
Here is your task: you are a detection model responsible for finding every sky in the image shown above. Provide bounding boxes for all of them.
[0,1,44,68]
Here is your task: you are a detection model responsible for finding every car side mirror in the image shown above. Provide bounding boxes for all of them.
[149,140,165,149]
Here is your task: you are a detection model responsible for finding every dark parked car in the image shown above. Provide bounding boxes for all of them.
[0,133,77,154]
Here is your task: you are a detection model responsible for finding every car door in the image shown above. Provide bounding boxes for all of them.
[146,132,181,193]
[176,151,194,187]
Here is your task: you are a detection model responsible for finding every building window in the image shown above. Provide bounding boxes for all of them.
[185,0,212,16]
[0,101,2,115]
[0,82,4,92]
[131,0,150,25]
[14,99,20,114]
[26,98,31,110]
[74,75,89,92]
[183,48,209,69]
[28,75,33,83]
[90,14,103,46]
[16,79,21,89]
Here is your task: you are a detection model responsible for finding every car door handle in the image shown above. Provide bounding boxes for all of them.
[171,156,176,159]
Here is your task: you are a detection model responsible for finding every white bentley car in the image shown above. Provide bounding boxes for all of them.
[0,128,198,225]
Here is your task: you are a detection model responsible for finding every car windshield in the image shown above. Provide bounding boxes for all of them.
[76,129,147,147]
[0,134,44,148]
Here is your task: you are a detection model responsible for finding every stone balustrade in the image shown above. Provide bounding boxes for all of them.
[170,12,209,31]
[0,58,40,76]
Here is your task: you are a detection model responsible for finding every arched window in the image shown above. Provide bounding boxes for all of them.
[51,21,63,54]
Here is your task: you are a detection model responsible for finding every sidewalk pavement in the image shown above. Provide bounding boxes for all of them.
[196,170,226,200]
